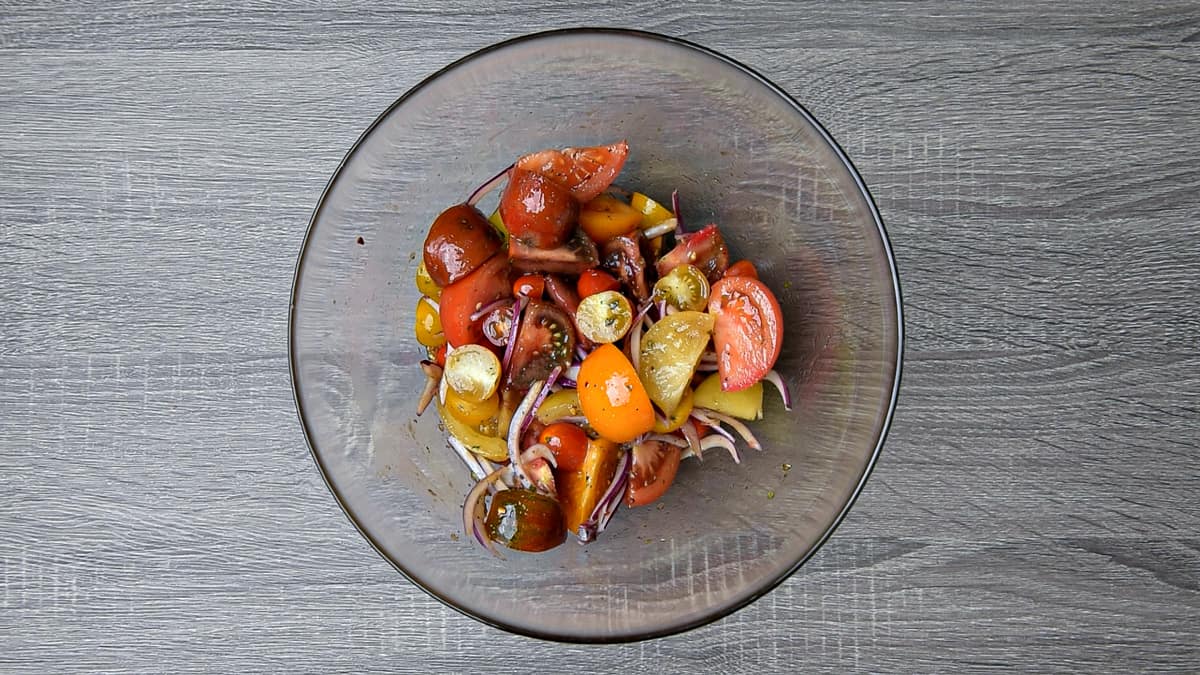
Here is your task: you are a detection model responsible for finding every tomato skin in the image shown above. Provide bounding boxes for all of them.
[438,254,512,348]
[708,276,784,391]
[422,204,503,287]
[539,422,589,473]
[513,274,545,299]
[516,141,629,204]
[561,142,629,203]
[499,168,578,249]
[625,440,682,508]
[725,260,759,279]
[656,224,730,284]
[577,344,655,443]
[577,269,620,299]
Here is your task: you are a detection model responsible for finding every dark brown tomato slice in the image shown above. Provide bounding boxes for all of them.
[505,301,576,392]
[438,253,512,348]
[509,226,599,276]
[655,223,730,284]
[484,489,566,552]
[600,233,651,302]
[625,440,682,508]
[708,275,784,391]
[422,203,503,287]
[499,168,578,250]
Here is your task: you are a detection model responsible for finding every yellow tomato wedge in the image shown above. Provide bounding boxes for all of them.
[653,387,694,432]
[414,296,445,347]
[557,438,622,534]
[536,389,583,424]
[435,398,508,461]
[631,192,674,228]
[692,372,763,420]
[579,194,642,244]
[444,388,500,427]
[415,261,442,300]
[578,344,655,443]
[637,311,714,418]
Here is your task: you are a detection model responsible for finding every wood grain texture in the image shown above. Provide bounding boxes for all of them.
[2,2,1199,672]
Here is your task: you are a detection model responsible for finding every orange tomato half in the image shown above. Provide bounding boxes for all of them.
[577,344,655,443]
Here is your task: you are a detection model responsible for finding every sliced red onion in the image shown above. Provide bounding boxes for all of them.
[695,408,762,450]
[482,306,512,347]
[466,163,514,207]
[764,369,793,411]
[641,218,677,239]
[656,300,667,320]
[700,351,718,364]
[506,380,544,488]
[630,317,644,372]
[447,435,488,480]
[421,297,440,313]
[681,419,702,461]
[557,376,578,389]
[501,295,528,372]
[577,449,631,543]
[645,433,689,448]
[521,442,557,469]
[695,362,719,372]
[526,366,560,426]
[470,297,512,323]
[463,464,510,558]
[575,344,589,362]
[633,300,654,325]
[417,360,442,416]
[690,410,737,445]
[671,189,683,234]
[700,434,741,463]
[554,415,589,425]
[564,361,581,378]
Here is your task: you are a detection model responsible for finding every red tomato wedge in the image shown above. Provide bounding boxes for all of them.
[438,253,512,348]
[516,141,629,204]
[625,440,682,508]
[707,276,783,392]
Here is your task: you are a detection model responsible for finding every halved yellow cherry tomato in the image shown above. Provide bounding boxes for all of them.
[576,290,632,344]
[579,194,642,244]
[443,344,501,402]
[578,344,655,443]
[630,192,674,228]
[415,261,442,300]
[444,388,500,427]
[415,297,445,347]
[653,263,710,312]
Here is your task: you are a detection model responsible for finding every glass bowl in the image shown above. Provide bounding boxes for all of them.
[290,28,902,642]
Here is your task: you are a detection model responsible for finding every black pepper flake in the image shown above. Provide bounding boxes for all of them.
[356,236,365,245]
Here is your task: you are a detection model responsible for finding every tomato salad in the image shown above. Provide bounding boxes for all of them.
[414,141,792,555]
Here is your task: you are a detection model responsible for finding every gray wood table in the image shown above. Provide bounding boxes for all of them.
[3,3,1198,672]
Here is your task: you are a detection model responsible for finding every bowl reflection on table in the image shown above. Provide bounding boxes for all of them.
[289,28,901,642]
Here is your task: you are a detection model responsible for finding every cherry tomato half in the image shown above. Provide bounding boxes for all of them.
[512,274,545,299]
[625,440,682,508]
[708,275,784,392]
[422,203,503,287]
[577,269,621,299]
[579,194,642,244]
[539,422,589,473]
[485,489,566,553]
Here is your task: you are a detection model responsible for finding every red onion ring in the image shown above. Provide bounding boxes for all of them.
[466,163,514,207]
